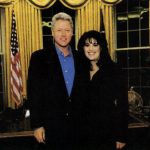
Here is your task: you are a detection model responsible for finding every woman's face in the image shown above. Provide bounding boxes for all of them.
[83,38,101,62]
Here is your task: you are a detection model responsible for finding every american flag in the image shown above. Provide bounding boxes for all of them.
[10,10,23,106]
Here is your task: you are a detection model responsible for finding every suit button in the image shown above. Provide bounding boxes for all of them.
[68,98,71,102]
[66,113,69,116]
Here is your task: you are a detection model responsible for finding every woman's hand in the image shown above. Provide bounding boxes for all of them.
[116,141,126,149]
[34,127,45,143]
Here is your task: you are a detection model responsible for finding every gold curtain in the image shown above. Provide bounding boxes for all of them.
[101,3,116,59]
[75,0,101,48]
[75,0,119,59]
[5,0,43,107]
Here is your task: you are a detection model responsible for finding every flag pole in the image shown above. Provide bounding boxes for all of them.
[10,9,23,107]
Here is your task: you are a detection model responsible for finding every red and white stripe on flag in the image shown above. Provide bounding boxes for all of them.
[10,10,23,106]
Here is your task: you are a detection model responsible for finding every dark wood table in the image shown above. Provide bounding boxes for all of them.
[0,114,150,139]
[0,123,150,139]
[0,130,34,138]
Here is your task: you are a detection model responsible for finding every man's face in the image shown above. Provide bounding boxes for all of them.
[52,20,73,49]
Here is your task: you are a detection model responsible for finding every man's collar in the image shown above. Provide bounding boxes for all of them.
[55,45,72,56]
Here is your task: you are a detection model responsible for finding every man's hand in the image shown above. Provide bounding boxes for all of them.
[116,141,126,149]
[34,127,45,143]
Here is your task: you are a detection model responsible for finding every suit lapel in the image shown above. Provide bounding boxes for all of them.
[44,47,69,97]
[70,50,77,97]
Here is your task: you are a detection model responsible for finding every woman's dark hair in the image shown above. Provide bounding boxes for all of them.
[77,30,113,67]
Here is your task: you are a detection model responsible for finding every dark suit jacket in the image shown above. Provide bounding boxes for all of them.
[27,44,89,145]
[87,62,128,144]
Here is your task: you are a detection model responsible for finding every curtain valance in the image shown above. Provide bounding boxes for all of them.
[0,0,90,9]
[0,0,122,8]
[59,0,90,10]
[0,0,18,7]
[100,0,122,5]
[26,0,56,9]
[26,0,90,9]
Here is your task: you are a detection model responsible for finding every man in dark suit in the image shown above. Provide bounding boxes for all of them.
[27,12,89,150]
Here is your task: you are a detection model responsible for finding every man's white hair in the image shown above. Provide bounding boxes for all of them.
[51,12,73,30]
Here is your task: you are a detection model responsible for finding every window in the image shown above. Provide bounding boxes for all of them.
[116,0,150,107]
[116,0,149,48]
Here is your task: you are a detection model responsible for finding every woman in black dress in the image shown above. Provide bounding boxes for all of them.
[78,30,128,150]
